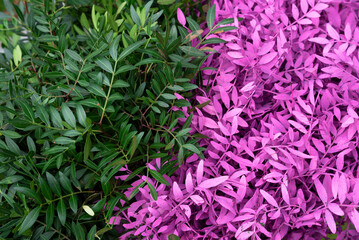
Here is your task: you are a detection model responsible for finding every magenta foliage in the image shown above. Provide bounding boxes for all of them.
[113,0,359,239]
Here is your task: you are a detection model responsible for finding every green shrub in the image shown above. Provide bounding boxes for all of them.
[0,0,215,238]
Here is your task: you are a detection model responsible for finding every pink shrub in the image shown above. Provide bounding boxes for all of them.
[114,0,359,239]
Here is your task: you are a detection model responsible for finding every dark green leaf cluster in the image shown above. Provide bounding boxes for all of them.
[0,0,230,238]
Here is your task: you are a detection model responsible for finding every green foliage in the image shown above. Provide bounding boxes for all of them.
[0,0,219,238]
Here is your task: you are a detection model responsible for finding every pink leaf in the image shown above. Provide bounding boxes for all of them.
[327,23,340,40]
[344,23,352,40]
[177,8,186,27]
[307,11,320,18]
[292,110,310,125]
[288,120,308,134]
[190,195,204,205]
[328,203,344,216]
[332,172,339,199]
[185,172,194,193]
[218,121,231,136]
[281,183,290,205]
[314,3,328,11]
[198,176,229,189]
[350,208,359,232]
[231,116,238,135]
[314,178,328,204]
[259,52,277,65]
[258,41,276,56]
[338,174,347,204]
[353,180,359,204]
[325,209,336,234]
[228,51,243,59]
[292,4,299,20]
[196,160,204,184]
[108,216,121,225]
[300,0,308,14]
[203,117,219,129]
[312,138,326,153]
[173,181,183,201]
[309,37,329,44]
[260,189,278,207]
[298,18,312,25]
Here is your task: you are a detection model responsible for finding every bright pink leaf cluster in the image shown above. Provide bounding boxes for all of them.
[113,0,359,239]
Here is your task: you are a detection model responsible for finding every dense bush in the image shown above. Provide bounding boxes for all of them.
[0,0,214,238]
[117,0,359,239]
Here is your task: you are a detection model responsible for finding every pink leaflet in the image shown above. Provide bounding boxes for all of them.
[210,141,226,152]
[338,174,347,204]
[218,121,231,136]
[312,138,326,153]
[190,195,204,205]
[281,183,290,205]
[241,82,255,92]
[228,51,243,59]
[308,37,329,44]
[203,117,219,129]
[215,196,236,214]
[288,120,308,134]
[344,23,352,41]
[231,116,238,135]
[350,208,359,232]
[259,52,277,65]
[177,8,186,27]
[260,189,278,207]
[306,11,320,18]
[298,18,312,25]
[185,172,194,193]
[264,147,278,160]
[256,222,272,238]
[287,147,313,159]
[173,181,183,201]
[258,41,276,56]
[292,4,299,20]
[326,23,340,40]
[325,209,336,234]
[313,3,329,11]
[292,110,310,125]
[314,178,328,204]
[198,176,229,189]
[353,180,359,204]
[332,172,339,200]
[196,160,204,185]
[223,108,243,120]
[219,87,230,108]
[300,0,308,14]
[328,203,344,216]
[237,231,254,240]
[108,216,121,225]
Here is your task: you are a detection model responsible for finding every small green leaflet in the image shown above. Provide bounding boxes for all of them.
[17,100,35,122]
[109,35,121,61]
[46,204,54,230]
[57,199,66,226]
[0,130,21,139]
[162,93,176,100]
[95,58,113,73]
[0,175,23,184]
[36,105,50,126]
[113,80,130,88]
[157,0,175,5]
[147,182,157,200]
[206,4,216,30]
[149,170,169,185]
[65,49,82,62]
[18,207,41,234]
[55,137,75,145]
[88,84,106,98]
[183,143,201,154]
[14,187,41,203]
[76,104,87,127]
[13,45,22,66]
[61,103,76,128]
[118,40,145,61]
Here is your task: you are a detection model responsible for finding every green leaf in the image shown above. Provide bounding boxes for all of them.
[76,105,87,127]
[183,143,200,154]
[79,99,102,109]
[130,5,141,26]
[168,234,180,240]
[88,84,106,97]
[0,130,22,139]
[49,106,63,129]
[84,134,91,162]
[0,175,23,184]
[45,204,54,230]
[14,187,41,203]
[57,199,66,226]
[179,46,205,57]
[13,45,22,66]
[113,80,130,88]
[27,136,36,153]
[69,195,78,213]
[38,35,58,42]
[213,26,237,33]
[65,49,82,62]
[176,128,191,137]
[109,35,121,61]
[149,170,169,186]
[118,40,145,61]
[147,182,157,201]
[125,166,146,182]
[46,172,62,196]
[115,65,136,74]
[59,172,73,193]
[135,58,163,66]
[178,146,184,165]
[44,146,68,155]
[18,207,41,235]
[38,176,52,200]
[207,4,216,30]
[202,38,227,44]
[36,105,50,126]
[55,137,75,145]
[157,0,175,5]
[61,103,76,128]
[162,93,176,100]
[95,58,113,73]
[17,100,35,122]
[87,225,97,240]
